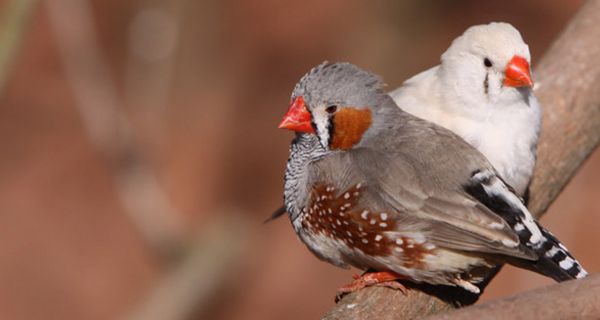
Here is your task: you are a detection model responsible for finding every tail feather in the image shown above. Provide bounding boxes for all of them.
[465,170,587,282]
[529,224,587,281]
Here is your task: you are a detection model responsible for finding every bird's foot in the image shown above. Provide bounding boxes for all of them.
[335,271,407,302]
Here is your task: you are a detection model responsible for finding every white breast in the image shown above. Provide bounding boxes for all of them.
[390,73,541,196]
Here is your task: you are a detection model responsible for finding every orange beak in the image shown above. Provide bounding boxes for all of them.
[504,55,533,88]
[278,96,315,133]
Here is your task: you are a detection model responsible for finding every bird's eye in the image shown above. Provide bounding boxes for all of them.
[325,105,338,114]
[484,58,493,68]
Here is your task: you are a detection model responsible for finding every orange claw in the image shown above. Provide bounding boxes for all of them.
[336,271,407,301]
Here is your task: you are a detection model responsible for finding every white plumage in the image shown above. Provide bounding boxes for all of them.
[389,22,541,196]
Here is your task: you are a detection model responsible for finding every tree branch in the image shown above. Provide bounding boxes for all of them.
[323,0,600,318]
[425,274,600,320]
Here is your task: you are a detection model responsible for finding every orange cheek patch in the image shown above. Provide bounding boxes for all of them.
[329,108,372,150]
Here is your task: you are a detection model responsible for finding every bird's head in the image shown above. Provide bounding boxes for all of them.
[440,22,534,109]
[278,62,389,151]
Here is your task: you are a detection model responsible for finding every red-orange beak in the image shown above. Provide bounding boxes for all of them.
[278,96,315,133]
[504,55,533,88]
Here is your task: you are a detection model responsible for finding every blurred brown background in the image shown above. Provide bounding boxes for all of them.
[0,0,597,319]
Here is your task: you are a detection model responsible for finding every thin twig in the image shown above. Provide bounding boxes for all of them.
[44,0,186,256]
[0,0,38,94]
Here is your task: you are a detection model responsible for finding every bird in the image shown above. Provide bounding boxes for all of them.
[278,61,586,295]
[389,22,541,197]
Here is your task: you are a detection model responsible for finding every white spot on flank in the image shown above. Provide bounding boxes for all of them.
[344,192,350,199]
[396,238,403,245]
[424,243,436,250]
[379,222,388,228]
[356,183,362,189]
[412,235,425,244]
[394,247,403,253]
[380,213,388,221]
[347,303,357,309]
[361,210,369,220]
[362,239,369,244]
[320,195,327,200]
[374,235,383,242]
[346,231,352,237]
[370,219,376,225]
[343,203,351,208]
[336,219,341,226]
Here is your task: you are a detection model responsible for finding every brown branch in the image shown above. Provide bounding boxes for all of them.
[527,0,600,216]
[323,0,600,319]
[425,274,600,320]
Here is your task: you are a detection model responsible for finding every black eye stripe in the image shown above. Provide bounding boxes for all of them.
[307,107,317,133]
[484,73,489,95]
[327,113,335,148]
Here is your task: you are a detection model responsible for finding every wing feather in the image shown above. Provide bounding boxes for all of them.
[349,148,536,260]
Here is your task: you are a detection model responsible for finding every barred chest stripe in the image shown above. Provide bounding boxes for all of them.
[283,134,326,222]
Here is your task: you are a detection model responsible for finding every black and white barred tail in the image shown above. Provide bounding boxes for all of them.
[529,224,587,281]
[466,169,587,282]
